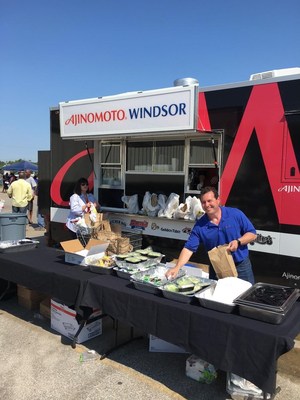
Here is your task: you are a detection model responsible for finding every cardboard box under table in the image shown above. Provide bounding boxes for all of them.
[40,297,51,319]
[51,299,103,344]
[17,285,47,310]
[149,335,189,353]
[60,238,108,266]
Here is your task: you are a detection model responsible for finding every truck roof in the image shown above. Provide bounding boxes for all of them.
[199,68,300,92]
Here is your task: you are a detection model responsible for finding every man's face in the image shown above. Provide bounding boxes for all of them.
[200,191,220,215]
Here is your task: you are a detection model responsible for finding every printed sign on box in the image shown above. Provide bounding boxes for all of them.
[51,299,102,344]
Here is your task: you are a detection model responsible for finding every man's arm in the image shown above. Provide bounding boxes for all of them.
[27,186,33,202]
[227,232,257,252]
[165,247,193,279]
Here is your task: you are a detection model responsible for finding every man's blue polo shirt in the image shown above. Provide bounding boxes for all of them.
[184,207,256,263]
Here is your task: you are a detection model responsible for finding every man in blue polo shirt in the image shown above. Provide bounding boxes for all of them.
[166,186,257,284]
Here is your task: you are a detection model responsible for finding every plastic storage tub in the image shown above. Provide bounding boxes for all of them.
[0,213,27,241]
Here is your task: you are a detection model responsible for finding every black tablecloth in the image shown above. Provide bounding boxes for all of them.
[1,241,300,394]
[0,239,97,308]
[80,274,300,394]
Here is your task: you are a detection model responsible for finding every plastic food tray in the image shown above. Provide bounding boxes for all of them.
[115,256,162,270]
[113,267,144,279]
[160,278,214,304]
[85,254,116,275]
[131,265,185,294]
[0,239,39,253]
[195,285,237,313]
[237,302,295,324]
[160,288,197,304]
[113,267,133,280]
[131,280,163,295]
[87,264,116,275]
[234,282,300,313]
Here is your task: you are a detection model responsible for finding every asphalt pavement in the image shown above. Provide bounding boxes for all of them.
[0,190,300,400]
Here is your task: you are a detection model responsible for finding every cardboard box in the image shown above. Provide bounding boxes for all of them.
[50,299,102,343]
[60,238,109,266]
[149,335,188,353]
[17,285,47,310]
[171,259,209,273]
[186,262,209,274]
[40,297,51,319]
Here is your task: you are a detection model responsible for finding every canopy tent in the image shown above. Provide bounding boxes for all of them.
[1,160,38,172]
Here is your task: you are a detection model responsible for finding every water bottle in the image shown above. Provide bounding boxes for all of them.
[79,350,100,363]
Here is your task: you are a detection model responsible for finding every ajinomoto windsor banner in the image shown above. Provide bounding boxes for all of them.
[59,85,197,139]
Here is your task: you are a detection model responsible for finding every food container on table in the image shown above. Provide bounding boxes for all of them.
[234,282,300,324]
[195,277,252,313]
[195,285,237,313]
[85,255,116,275]
[115,253,130,261]
[135,247,153,256]
[113,267,134,279]
[0,239,39,253]
[115,251,163,270]
[236,303,294,324]
[87,264,116,274]
[160,276,214,304]
[234,283,300,312]
[131,264,185,294]
[113,264,151,280]
[114,247,161,279]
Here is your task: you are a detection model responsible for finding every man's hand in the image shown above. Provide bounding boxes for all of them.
[165,248,193,280]
[227,240,239,252]
[165,267,180,280]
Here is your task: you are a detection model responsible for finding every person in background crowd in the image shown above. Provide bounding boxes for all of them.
[166,186,257,284]
[9,171,17,184]
[25,169,37,224]
[7,171,32,214]
[2,172,10,193]
[66,177,100,237]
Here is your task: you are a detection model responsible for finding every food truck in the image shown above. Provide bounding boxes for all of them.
[38,68,300,288]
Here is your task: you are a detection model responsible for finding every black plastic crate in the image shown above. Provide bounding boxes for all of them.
[121,229,143,251]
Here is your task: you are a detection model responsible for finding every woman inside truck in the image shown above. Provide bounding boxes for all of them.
[66,177,100,237]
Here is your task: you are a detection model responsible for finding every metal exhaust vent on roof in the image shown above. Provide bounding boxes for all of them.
[173,77,199,86]
[250,67,300,81]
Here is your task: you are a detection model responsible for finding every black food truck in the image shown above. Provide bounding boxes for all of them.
[38,68,300,288]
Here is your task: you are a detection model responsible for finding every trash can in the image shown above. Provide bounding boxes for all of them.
[0,213,27,241]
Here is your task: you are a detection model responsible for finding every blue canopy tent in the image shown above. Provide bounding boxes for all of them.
[1,160,38,172]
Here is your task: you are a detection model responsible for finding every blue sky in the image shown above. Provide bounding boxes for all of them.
[1,0,300,162]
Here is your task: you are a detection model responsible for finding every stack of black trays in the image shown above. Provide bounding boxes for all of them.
[234,282,300,324]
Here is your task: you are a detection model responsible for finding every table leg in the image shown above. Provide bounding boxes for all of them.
[71,313,108,349]
[0,280,11,301]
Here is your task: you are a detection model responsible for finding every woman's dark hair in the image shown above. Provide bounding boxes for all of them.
[200,186,219,200]
[74,177,89,195]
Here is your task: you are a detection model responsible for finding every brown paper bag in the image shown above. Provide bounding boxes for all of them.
[84,213,106,229]
[208,244,238,279]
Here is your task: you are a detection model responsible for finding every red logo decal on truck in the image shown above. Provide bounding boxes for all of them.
[50,149,94,207]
